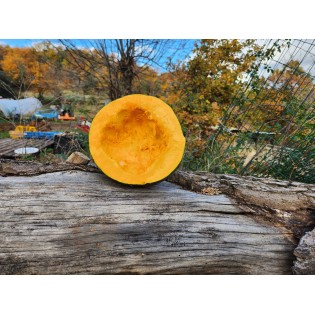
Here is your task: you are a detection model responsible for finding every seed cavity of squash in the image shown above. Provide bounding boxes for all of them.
[101,107,169,175]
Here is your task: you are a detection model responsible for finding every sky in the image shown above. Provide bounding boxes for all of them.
[253,39,315,78]
[0,39,36,47]
[1,39,314,78]
[0,39,196,73]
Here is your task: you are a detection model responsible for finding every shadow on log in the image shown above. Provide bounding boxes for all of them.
[0,161,314,274]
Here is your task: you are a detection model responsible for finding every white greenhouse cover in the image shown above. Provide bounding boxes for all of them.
[0,97,42,117]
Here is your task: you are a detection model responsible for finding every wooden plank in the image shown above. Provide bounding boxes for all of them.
[0,139,18,150]
[0,141,24,156]
[0,139,25,156]
[0,139,54,157]
[0,170,299,275]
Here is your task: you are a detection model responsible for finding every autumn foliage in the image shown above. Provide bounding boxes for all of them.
[0,39,314,183]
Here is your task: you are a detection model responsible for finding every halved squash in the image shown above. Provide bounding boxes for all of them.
[89,94,185,185]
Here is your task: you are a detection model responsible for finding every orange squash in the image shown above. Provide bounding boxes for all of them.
[89,94,185,185]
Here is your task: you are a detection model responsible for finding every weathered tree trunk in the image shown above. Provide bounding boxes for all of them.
[0,163,314,274]
[293,229,315,274]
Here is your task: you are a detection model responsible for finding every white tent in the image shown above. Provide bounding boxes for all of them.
[0,97,43,117]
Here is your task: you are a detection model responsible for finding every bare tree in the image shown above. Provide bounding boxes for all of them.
[0,73,16,99]
[54,39,190,100]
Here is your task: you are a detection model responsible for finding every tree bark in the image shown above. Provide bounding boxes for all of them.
[293,228,315,274]
[0,165,314,274]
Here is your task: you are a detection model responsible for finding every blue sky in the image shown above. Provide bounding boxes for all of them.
[0,39,77,47]
[0,39,196,49]
[0,39,34,47]
[0,39,196,73]
[1,39,314,77]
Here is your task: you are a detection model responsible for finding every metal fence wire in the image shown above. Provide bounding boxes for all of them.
[183,39,315,184]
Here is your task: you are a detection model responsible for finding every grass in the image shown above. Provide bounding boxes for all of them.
[0,131,10,139]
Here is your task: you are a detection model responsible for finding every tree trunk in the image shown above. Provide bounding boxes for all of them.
[0,164,314,274]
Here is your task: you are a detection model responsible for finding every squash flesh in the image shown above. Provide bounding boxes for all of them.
[89,94,185,185]
[100,107,169,175]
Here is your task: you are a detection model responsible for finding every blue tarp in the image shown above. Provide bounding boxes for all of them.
[24,131,63,140]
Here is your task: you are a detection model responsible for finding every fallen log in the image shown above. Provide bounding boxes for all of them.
[0,165,314,274]
[293,228,315,274]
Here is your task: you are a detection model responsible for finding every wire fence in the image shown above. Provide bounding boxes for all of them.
[182,39,315,183]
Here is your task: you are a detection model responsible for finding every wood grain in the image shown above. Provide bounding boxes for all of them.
[0,138,54,158]
[0,170,298,274]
